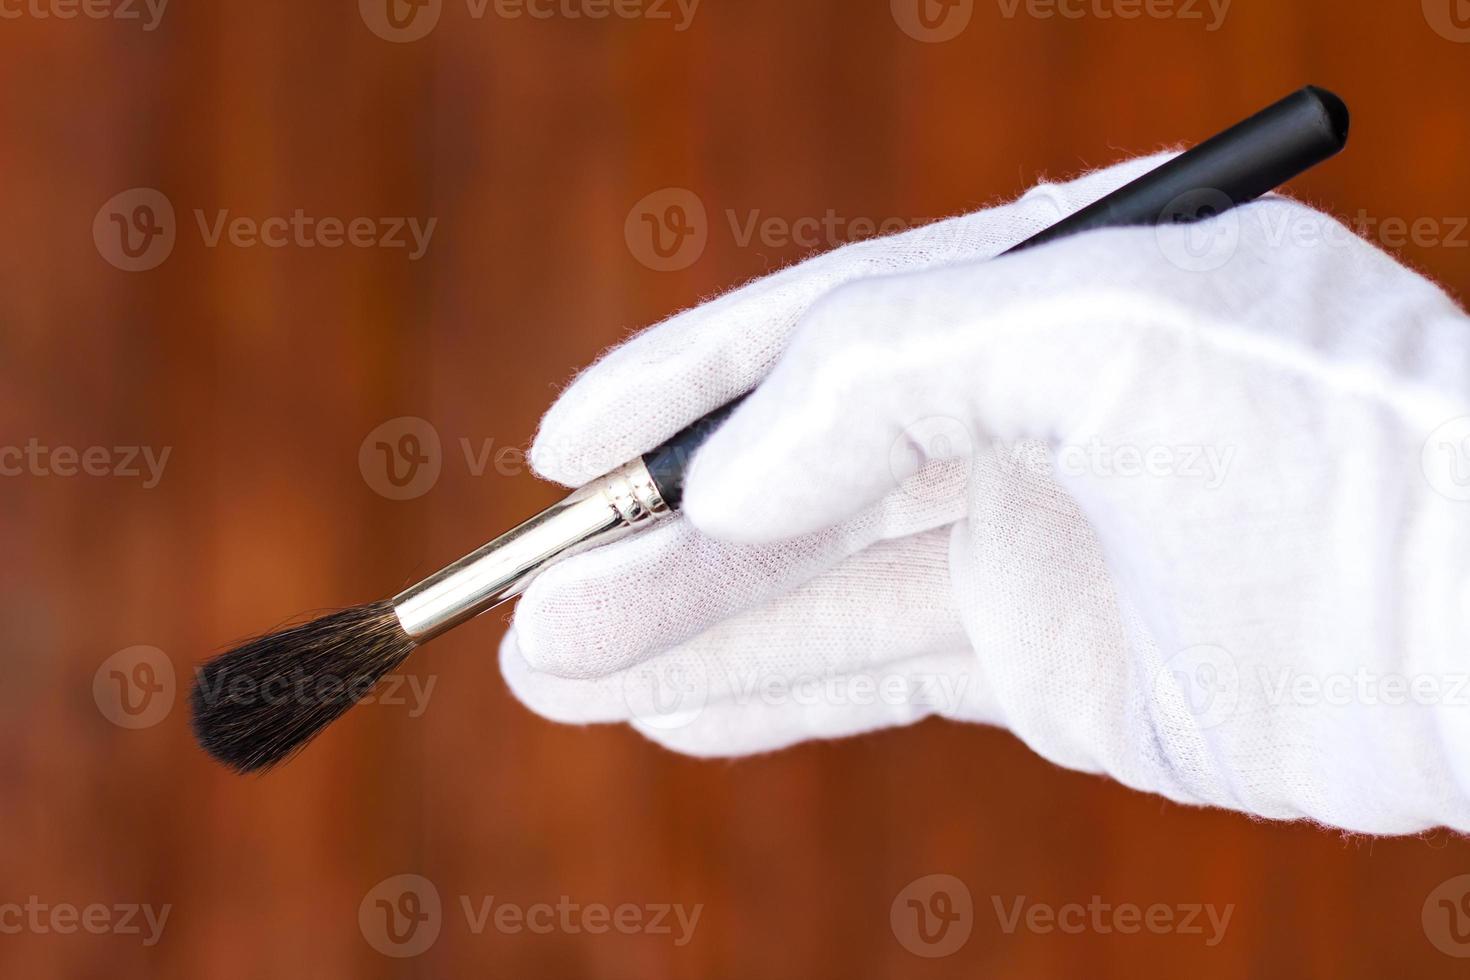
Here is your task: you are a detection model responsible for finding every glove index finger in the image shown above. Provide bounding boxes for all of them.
[529,153,1180,488]
[678,229,1203,545]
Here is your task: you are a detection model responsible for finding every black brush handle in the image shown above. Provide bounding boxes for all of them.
[642,85,1350,508]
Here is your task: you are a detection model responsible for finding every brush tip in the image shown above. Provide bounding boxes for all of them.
[190,600,416,774]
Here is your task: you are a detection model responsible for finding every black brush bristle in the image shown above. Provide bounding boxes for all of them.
[190,601,417,773]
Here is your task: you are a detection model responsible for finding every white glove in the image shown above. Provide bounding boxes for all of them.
[501,154,1470,835]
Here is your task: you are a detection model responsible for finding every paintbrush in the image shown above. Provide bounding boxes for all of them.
[192,85,1350,773]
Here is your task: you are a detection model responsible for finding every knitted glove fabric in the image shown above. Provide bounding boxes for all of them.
[503,155,1470,835]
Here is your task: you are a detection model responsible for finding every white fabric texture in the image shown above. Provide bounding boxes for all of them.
[502,154,1470,835]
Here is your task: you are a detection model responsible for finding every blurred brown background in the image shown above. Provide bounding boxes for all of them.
[2,0,1470,976]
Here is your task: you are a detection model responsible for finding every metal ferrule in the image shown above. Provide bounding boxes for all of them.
[391,457,672,642]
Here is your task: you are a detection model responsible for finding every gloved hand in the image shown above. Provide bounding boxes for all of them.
[501,154,1470,835]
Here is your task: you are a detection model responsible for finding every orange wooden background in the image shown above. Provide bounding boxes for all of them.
[3,0,1470,976]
